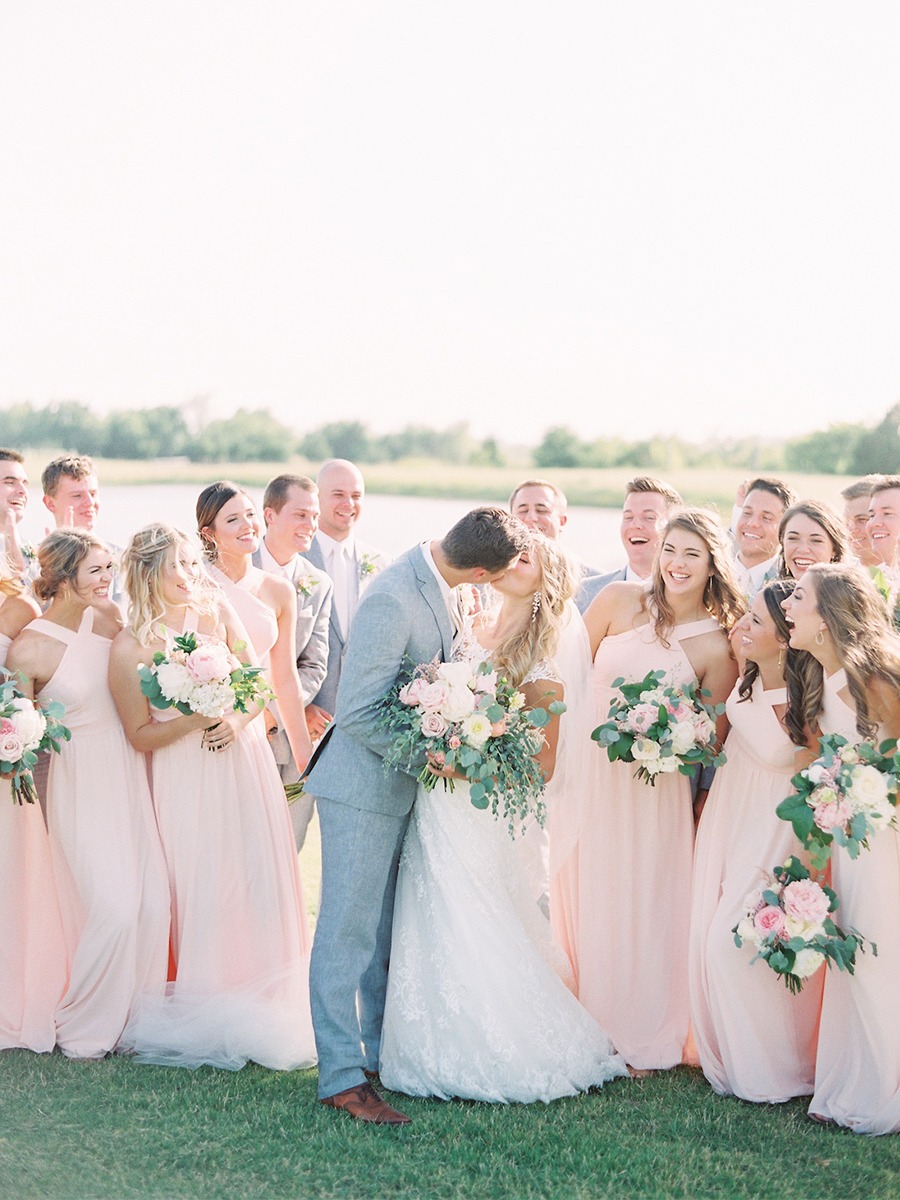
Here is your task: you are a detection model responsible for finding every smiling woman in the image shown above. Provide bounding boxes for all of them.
[776,501,848,581]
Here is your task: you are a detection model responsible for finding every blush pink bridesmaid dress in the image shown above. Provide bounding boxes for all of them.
[808,669,900,1133]
[0,628,66,1053]
[33,607,170,1058]
[689,677,821,1101]
[570,616,720,1070]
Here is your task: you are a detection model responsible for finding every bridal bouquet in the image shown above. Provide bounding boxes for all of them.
[776,734,898,870]
[138,631,273,720]
[732,856,872,994]
[591,669,725,786]
[0,672,70,804]
[377,657,564,825]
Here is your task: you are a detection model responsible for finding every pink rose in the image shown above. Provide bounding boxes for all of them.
[0,731,24,762]
[420,711,448,738]
[448,735,461,749]
[399,676,427,706]
[0,717,15,736]
[753,905,787,939]
[417,680,450,712]
[782,879,831,926]
[490,718,508,737]
[626,703,658,734]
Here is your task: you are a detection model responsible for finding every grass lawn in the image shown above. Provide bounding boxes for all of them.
[2,1051,899,1200]
[6,829,896,1198]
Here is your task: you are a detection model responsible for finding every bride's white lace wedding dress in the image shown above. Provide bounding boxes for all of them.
[378,627,627,1103]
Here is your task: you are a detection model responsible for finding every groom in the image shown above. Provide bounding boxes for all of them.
[306,506,530,1125]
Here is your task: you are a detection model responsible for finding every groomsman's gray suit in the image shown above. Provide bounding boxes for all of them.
[576,565,626,614]
[251,546,333,847]
[300,534,387,716]
[305,543,453,1100]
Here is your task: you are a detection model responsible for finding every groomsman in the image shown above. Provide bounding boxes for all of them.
[0,449,32,579]
[301,459,388,716]
[509,478,600,608]
[842,476,883,569]
[866,476,900,578]
[40,454,124,606]
[578,475,683,610]
[730,476,795,600]
[253,474,333,849]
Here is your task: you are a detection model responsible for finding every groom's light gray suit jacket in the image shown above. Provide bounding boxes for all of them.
[304,544,453,817]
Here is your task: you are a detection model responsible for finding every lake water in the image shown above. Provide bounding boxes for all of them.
[18,485,625,574]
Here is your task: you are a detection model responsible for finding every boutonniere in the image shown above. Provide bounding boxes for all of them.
[20,543,37,563]
[359,553,381,580]
[295,573,318,599]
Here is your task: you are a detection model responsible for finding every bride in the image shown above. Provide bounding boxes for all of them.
[378,534,627,1103]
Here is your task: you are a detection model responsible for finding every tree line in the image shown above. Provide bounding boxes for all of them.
[2,398,898,473]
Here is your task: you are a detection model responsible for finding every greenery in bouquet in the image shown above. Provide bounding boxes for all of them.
[732,855,873,995]
[776,733,897,870]
[138,631,273,720]
[378,657,565,827]
[591,668,725,786]
[0,671,71,804]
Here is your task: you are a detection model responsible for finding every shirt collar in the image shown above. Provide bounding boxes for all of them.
[260,537,295,578]
[317,530,356,561]
[420,540,453,602]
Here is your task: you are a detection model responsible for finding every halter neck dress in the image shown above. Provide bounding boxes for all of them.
[33,606,169,1057]
[689,676,821,1101]
[809,668,900,1133]
[570,615,720,1069]
[0,624,66,1052]
[122,580,315,1072]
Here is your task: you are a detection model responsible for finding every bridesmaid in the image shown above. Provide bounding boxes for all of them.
[777,501,848,581]
[110,524,315,1070]
[783,563,900,1133]
[0,572,67,1053]
[7,530,169,1058]
[577,508,742,1071]
[689,579,823,1102]
[195,481,312,777]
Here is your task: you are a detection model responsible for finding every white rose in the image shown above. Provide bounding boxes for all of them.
[0,730,24,762]
[669,721,697,756]
[631,737,661,763]
[461,712,492,749]
[792,948,826,980]
[846,764,890,814]
[436,662,475,690]
[783,913,824,941]
[839,746,860,764]
[806,762,830,785]
[10,705,46,750]
[735,917,758,943]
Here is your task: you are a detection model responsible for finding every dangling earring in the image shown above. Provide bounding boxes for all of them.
[815,628,826,646]
[777,646,786,670]
[531,591,542,623]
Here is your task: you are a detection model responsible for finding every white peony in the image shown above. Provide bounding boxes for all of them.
[792,948,826,979]
[436,661,475,690]
[783,913,825,941]
[735,917,758,943]
[154,661,196,705]
[442,685,478,722]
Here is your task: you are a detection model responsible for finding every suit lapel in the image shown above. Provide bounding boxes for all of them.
[410,545,453,660]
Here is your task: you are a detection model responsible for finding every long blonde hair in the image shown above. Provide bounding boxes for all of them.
[642,508,745,644]
[123,523,219,646]
[490,534,577,687]
[803,562,900,739]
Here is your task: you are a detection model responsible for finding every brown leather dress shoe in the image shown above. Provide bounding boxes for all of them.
[321,1082,411,1126]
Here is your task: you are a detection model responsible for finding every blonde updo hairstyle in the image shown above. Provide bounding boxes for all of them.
[801,562,900,740]
[643,507,745,643]
[123,523,219,647]
[33,529,108,605]
[490,533,578,688]
[196,480,253,563]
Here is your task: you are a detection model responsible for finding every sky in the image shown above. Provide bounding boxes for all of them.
[2,2,899,448]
